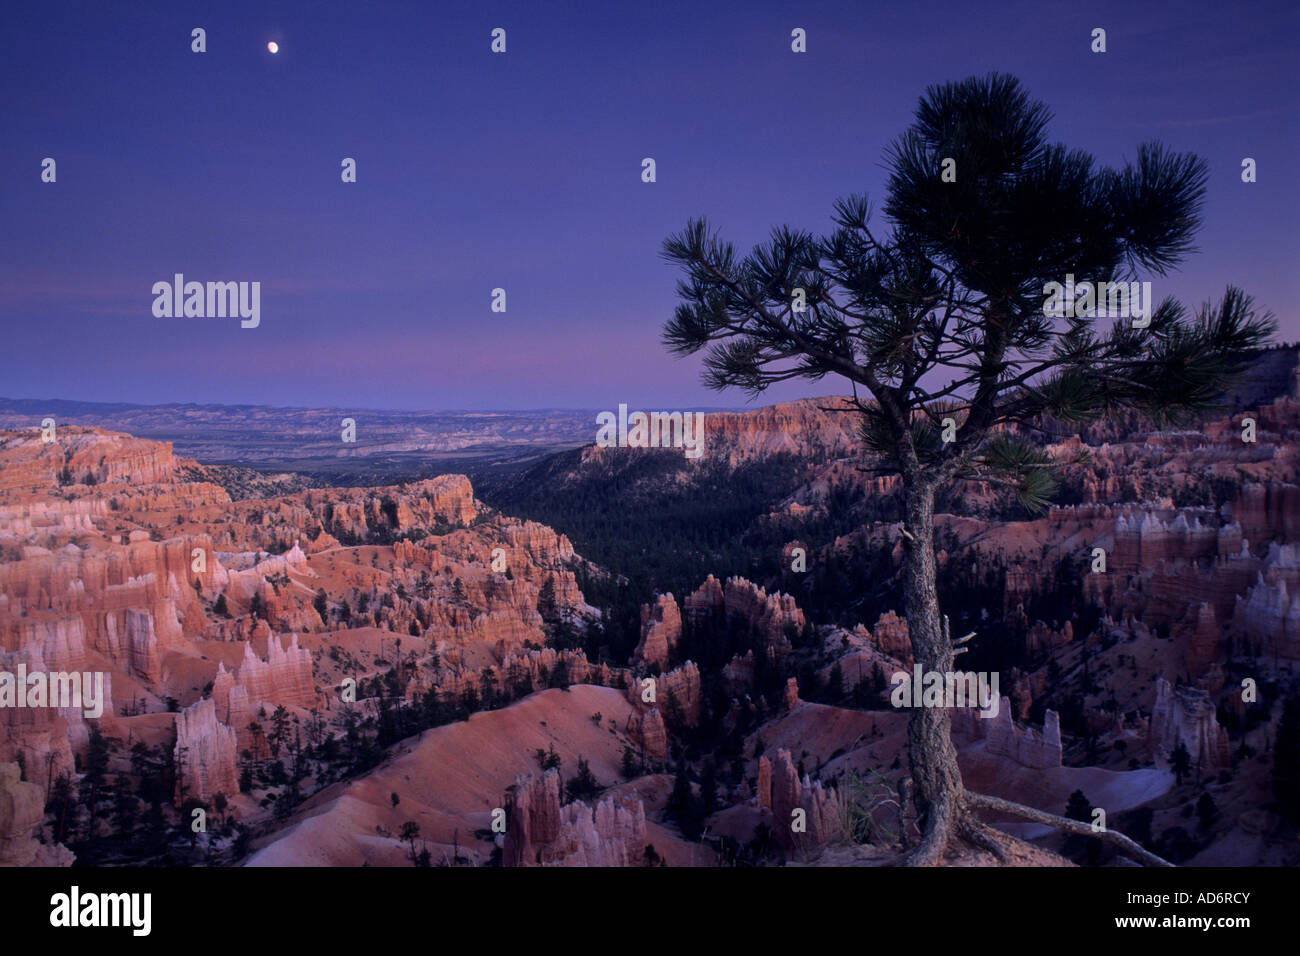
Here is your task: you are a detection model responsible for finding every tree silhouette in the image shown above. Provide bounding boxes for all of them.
[399,821,421,864]
[662,73,1272,864]
[537,576,558,623]
[1063,789,1101,865]
[564,757,603,803]
[1274,695,1300,822]
[621,745,639,780]
[1195,792,1218,832]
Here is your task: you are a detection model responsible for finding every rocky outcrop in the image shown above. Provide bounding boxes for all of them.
[1149,678,1230,770]
[0,632,111,790]
[549,795,648,866]
[0,534,212,659]
[0,762,73,866]
[297,476,476,541]
[683,574,725,625]
[625,707,667,761]
[503,770,647,867]
[634,594,682,669]
[1,761,44,864]
[683,574,804,650]
[495,520,576,566]
[210,662,253,750]
[760,749,843,851]
[722,577,804,646]
[866,611,912,665]
[576,397,861,469]
[1024,620,1073,657]
[235,633,315,710]
[1113,510,1228,573]
[1181,603,1223,677]
[0,429,181,493]
[722,650,756,695]
[451,607,546,660]
[782,677,800,712]
[1231,483,1300,546]
[951,697,1062,769]
[696,397,862,467]
[173,698,238,805]
[504,770,562,866]
[1234,569,1300,660]
[628,661,701,727]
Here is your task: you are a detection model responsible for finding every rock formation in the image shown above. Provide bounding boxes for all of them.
[1149,678,1230,770]
[759,749,843,851]
[782,677,800,712]
[951,697,1063,769]
[548,795,648,866]
[627,661,701,727]
[625,707,667,761]
[867,611,912,665]
[1181,602,1223,677]
[210,662,253,750]
[235,633,316,710]
[683,574,804,650]
[173,698,239,805]
[634,593,681,669]
[0,761,73,866]
[1231,482,1300,545]
[503,770,647,866]
[1234,569,1300,660]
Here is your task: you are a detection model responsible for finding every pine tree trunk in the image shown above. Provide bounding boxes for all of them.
[900,480,967,864]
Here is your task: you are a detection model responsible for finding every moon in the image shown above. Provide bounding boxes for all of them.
[267,41,279,54]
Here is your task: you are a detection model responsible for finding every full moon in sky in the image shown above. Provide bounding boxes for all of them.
[267,41,279,54]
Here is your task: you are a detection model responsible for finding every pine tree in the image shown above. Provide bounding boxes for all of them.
[1065,789,1092,823]
[537,576,559,623]
[827,662,844,701]
[667,763,704,840]
[621,745,639,780]
[564,757,602,802]
[1062,789,1101,864]
[79,726,111,846]
[660,73,1271,864]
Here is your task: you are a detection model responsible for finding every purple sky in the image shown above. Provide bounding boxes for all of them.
[2,0,1297,411]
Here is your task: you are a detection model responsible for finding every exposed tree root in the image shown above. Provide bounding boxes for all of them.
[957,815,1008,863]
[965,790,1174,867]
[904,795,955,866]
[904,798,1007,865]
[901,790,1172,867]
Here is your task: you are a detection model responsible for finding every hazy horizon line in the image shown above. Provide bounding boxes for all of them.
[0,395,778,416]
